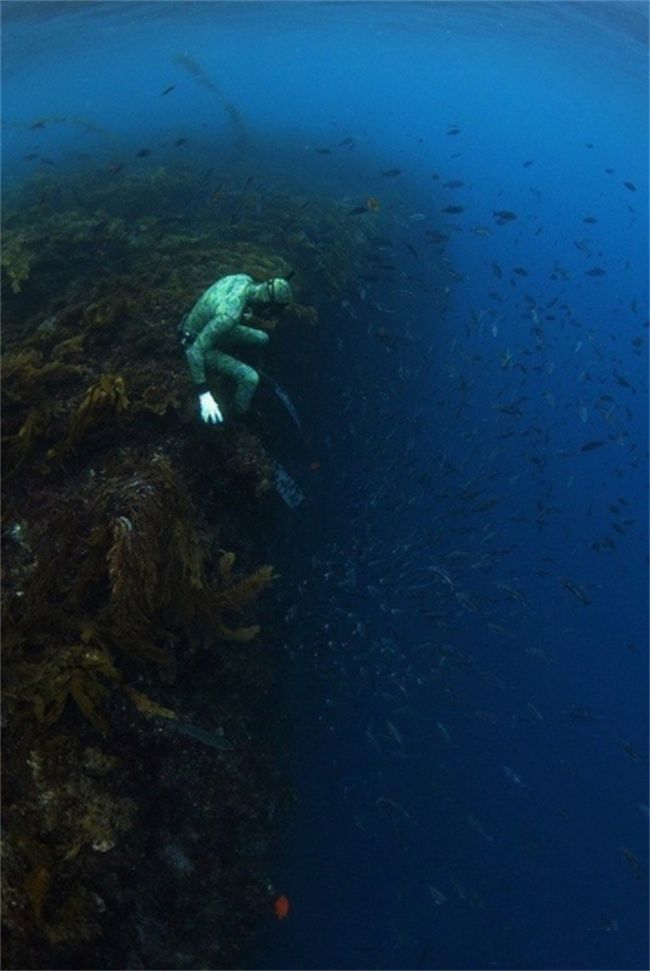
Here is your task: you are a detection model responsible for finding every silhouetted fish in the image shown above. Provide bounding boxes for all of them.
[345,205,369,218]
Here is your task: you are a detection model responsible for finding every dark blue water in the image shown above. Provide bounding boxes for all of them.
[2,3,647,969]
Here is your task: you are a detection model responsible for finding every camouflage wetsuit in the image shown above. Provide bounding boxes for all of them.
[183,273,276,415]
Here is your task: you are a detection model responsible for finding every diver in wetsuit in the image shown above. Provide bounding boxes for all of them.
[180,274,293,423]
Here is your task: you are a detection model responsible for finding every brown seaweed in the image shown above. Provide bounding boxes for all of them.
[1,157,370,969]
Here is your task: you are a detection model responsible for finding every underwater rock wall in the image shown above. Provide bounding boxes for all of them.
[0,160,374,969]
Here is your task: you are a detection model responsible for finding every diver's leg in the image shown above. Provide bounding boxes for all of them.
[227,324,270,346]
[208,349,260,414]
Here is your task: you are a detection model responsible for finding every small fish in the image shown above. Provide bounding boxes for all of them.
[498,583,530,605]
[585,267,606,276]
[436,721,451,743]
[565,706,598,721]
[136,148,152,157]
[428,885,447,906]
[471,226,492,237]
[28,120,46,130]
[582,216,598,224]
[446,126,460,135]
[503,765,526,787]
[443,179,465,188]
[22,152,39,160]
[580,440,605,451]
[173,137,187,146]
[386,720,404,747]
[491,261,503,278]
[522,160,534,167]
[338,136,355,146]
[107,162,123,174]
[345,205,369,218]
[604,167,615,174]
[619,847,642,880]
[467,814,494,842]
[623,181,637,191]
[441,205,464,214]
[622,743,644,763]
[560,576,591,604]
[512,267,528,276]
[314,147,332,154]
[160,84,176,96]
[366,196,380,211]
[274,894,290,919]
[493,209,518,222]
[265,376,301,431]
[39,157,55,165]
[376,796,411,820]
[173,722,234,750]
[382,167,402,177]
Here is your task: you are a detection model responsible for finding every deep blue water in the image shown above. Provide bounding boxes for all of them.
[2,3,648,969]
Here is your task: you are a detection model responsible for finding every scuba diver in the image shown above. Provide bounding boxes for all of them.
[179,273,293,423]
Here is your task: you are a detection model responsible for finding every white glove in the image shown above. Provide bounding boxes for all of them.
[199,390,223,424]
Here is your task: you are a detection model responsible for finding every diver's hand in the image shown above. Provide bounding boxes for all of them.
[199,390,223,424]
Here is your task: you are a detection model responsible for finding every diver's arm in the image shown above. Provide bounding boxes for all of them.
[185,317,228,423]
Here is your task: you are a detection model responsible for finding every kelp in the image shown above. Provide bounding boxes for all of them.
[5,448,277,709]
[173,53,249,153]
[54,373,130,457]
[1,230,35,293]
[2,348,87,404]
[3,403,57,476]
[0,159,372,968]
[214,555,277,614]
[123,685,178,720]
[4,641,120,734]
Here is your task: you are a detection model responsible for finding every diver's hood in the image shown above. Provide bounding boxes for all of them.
[268,277,293,304]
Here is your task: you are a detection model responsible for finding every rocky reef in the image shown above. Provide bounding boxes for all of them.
[1,158,376,968]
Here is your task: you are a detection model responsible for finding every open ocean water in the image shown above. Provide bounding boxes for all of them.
[1,2,648,970]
